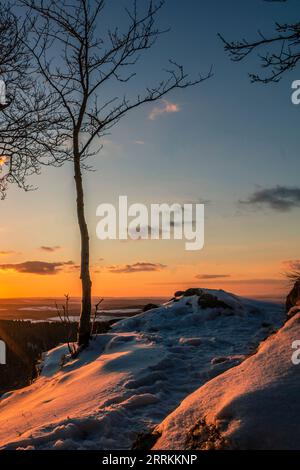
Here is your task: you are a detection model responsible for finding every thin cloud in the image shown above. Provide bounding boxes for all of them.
[149,100,180,120]
[108,262,167,274]
[66,264,80,272]
[151,278,285,286]
[196,274,231,280]
[134,140,145,145]
[127,225,163,239]
[0,250,16,256]
[0,260,74,275]
[40,246,61,252]
[240,186,300,212]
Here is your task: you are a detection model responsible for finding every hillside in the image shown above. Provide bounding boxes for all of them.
[153,312,300,450]
[0,289,283,450]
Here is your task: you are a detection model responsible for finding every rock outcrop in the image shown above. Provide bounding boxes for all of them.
[286,280,300,319]
[174,288,233,311]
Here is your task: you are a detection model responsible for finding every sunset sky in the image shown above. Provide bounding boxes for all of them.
[1,0,300,299]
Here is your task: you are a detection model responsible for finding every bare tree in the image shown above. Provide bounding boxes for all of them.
[219,0,300,301]
[0,2,29,195]
[15,0,211,348]
[219,0,298,83]
[0,3,65,198]
[0,2,27,91]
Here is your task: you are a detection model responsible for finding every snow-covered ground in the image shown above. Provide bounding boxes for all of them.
[153,312,300,450]
[0,289,284,450]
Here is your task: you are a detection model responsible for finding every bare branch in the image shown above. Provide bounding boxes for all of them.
[219,0,300,83]
[4,0,210,347]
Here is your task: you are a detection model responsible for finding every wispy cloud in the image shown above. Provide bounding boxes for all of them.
[0,250,16,256]
[67,264,80,272]
[40,246,61,252]
[195,274,231,280]
[134,140,145,145]
[0,260,74,275]
[240,186,300,212]
[149,100,180,120]
[107,262,167,274]
[151,278,285,286]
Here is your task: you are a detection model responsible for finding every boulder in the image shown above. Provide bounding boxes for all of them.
[173,288,233,311]
[198,293,233,311]
[174,291,185,298]
[287,306,300,321]
[285,280,300,317]
[183,288,203,297]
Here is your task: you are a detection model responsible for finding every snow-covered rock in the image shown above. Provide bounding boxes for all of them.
[153,313,300,450]
[0,289,284,450]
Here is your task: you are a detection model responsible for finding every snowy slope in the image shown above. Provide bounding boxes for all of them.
[0,289,283,450]
[153,313,300,450]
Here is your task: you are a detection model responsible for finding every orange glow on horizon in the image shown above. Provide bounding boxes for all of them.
[0,266,288,300]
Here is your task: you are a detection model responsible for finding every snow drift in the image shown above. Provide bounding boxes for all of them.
[0,289,283,450]
[153,312,300,450]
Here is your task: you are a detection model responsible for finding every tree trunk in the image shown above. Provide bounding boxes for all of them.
[74,154,92,348]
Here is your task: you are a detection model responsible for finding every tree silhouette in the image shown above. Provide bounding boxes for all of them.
[220,0,299,293]
[0,2,29,196]
[0,3,64,198]
[0,3,27,91]
[219,0,298,83]
[12,0,212,348]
